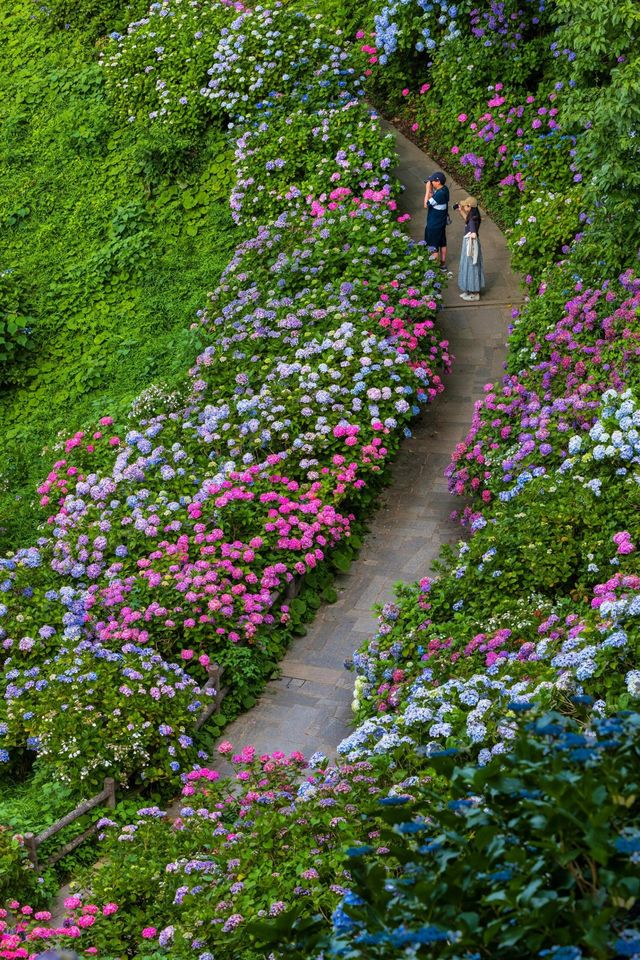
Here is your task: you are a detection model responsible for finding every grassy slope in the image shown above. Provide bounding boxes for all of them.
[0,3,236,550]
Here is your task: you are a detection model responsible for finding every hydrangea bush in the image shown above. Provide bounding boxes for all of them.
[343,388,640,756]
[84,745,407,959]
[230,100,399,226]
[446,273,640,503]
[261,712,640,959]
[0,896,119,959]
[100,0,244,132]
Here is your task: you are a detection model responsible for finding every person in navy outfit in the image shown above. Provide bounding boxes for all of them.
[424,171,450,271]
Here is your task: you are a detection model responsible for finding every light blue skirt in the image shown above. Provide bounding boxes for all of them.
[458,235,485,293]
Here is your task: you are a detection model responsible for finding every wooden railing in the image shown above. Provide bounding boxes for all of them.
[195,662,228,730]
[23,663,228,872]
[23,777,116,872]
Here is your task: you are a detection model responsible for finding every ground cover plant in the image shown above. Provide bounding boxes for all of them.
[2,0,640,954]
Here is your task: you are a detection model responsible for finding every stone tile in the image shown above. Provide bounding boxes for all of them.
[279,661,348,685]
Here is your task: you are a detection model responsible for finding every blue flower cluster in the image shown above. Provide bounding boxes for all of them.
[374,0,460,62]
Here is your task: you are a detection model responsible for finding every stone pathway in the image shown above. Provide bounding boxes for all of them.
[218,121,522,760]
[50,123,521,914]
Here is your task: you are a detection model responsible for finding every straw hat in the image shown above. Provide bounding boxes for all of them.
[459,196,478,208]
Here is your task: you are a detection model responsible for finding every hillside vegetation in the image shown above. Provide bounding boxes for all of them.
[0,1,235,549]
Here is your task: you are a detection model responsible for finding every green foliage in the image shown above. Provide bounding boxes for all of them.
[100,0,237,134]
[0,775,112,904]
[0,269,33,379]
[0,2,235,550]
[551,0,640,83]
[1,0,639,943]
[507,186,584,276]
[40,0,145,35]
[263,711,640,959]
[295,0,377,36]
[3,646,210,791]
[550,0,640,264]
[0,824,41,905]
[434,33,551,108]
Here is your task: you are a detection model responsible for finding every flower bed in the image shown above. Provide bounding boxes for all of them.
[343,390,640,756]
[0,0,448,827]
[446,269,640,504]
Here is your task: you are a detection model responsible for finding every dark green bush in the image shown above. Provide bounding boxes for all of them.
[42,0,145,35]
[258,711,640,959]
[0,825,42,905]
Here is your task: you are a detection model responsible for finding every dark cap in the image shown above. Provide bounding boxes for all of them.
[429,171,447,183]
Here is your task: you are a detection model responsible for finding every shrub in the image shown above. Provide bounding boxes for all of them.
[0,827,40,905]
[101,0,241,134]
[230,100,399,226]
[85,748,400,959]
[267,711,640,959]
[507,185,584,275]
[41,0,145,34]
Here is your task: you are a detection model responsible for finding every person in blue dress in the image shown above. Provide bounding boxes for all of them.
[423,171,450,272]
[455,196,485,301]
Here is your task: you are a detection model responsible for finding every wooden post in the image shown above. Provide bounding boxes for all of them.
[285,575,302,600]
[24,832,39,872]
[103,777,116,810]
[209,663,221,713]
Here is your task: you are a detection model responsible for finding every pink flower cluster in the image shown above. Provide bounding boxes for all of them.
[613,531,635,556]
[0,899,117,959]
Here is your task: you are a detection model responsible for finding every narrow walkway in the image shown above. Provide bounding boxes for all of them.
[219,122,522,759]
[49,122,521,919]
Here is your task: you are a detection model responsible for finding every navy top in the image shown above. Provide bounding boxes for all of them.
[426,185,450,228]
[464,207,481,235]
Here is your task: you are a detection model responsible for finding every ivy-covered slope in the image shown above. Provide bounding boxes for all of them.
[0,2,234,549]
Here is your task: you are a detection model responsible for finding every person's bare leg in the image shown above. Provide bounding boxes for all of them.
[440,246,447,266]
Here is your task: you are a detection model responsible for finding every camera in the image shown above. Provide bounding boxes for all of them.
[452,202,460,211]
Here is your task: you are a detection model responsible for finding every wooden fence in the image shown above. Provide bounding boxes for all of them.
[23,777,116,873]
[24,662,228,872]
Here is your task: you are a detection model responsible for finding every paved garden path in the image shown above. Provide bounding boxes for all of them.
[219,121,522,760]
[50,123,520,916]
